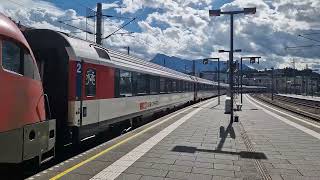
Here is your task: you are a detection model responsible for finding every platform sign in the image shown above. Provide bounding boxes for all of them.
[76,61,83,100]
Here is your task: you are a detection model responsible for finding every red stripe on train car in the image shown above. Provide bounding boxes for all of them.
[68,61,115,101]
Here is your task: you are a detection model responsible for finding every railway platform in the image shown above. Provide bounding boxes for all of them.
[27,94,320,180]
[277,94,320,102]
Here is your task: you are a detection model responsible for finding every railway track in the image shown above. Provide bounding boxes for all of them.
[251,94,320,121]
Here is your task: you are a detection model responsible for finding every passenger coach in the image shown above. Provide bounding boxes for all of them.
[25,29,220,147]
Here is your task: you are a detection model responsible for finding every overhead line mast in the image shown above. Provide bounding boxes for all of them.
[96,2,103,45]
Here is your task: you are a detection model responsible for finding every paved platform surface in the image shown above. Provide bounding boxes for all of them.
[28,95,320,180]
[278,93,320,102]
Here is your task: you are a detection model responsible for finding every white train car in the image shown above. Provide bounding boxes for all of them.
[25,29,222,147]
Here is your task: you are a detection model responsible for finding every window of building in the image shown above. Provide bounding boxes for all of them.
[85,68,96,97]
[160,77,166,93]
[136,73,147,95]
[119,69,133,97]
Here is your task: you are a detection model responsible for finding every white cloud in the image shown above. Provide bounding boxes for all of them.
[0,0,319,70]
[101,2,120,10]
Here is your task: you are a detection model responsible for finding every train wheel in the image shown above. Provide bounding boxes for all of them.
[22,156,40,176]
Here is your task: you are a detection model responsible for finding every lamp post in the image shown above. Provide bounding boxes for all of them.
[210,7,256,123]
[219,49,241,123]
[240,56,261,103]
[203,58,220,104]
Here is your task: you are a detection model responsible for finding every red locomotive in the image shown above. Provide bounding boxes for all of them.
[0,14,55,164]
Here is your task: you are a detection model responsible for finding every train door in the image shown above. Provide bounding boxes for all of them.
[78,62,99,137]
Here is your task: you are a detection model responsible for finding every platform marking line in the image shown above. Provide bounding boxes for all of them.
[49,98,216,180]
[246,94,320,129]
[90,100,216,180]
[246,95,320,140]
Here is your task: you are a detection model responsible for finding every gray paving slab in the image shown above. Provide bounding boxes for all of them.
[124,167,168,177]
[114,173,142,180]
[28,95,320,180]
[123,98,262,180]
[166,171,213,180]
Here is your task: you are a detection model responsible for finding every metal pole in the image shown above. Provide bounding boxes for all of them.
[193,60,196,76]
[218,58,220,105]
[271,67,274,100]
[237,61,240,95]
[294,70,297,94]
[312,77,314,97]
[193,60,197,102]
[306,73,309,96]
[285,71,287,94]
[240,58,243,104]
[229,14,234,123]
[96,3,102,45]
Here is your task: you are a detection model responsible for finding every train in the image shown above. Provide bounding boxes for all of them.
[0,14,264,165]
[24,28,227,149]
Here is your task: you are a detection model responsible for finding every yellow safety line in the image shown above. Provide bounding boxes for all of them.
[50,131,139,180]
[50,99,212,180]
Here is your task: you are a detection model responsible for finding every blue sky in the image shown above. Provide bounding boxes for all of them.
[1,0,320,70]
[44,0,233,33]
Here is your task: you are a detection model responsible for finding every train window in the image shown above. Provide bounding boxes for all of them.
[172,81,177,92]
[85,68,96,97]
[184,81,188,92]
[119,69,133,97]
[190,83,194,91]
[2,40,22,75]
[160,77,166,93]
[166,79,172,93]
[1,40,40,80]
[23,51,41,80]
[182,81,185,92]
[94,47,110,60]
[150,76,159,94]
[179,81,183,92]
[136,73,147,95]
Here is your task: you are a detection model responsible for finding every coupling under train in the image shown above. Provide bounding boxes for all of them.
[0,14,262,165]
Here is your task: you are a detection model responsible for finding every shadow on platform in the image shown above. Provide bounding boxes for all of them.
[217,122,236,150]
[171,122,267,160]
[171,146,267,160]
[209,104,224,110]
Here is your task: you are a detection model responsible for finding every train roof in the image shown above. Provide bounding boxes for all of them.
[24,29,265,89]
[0,14,33,53]
[26,29,215,85]
[64,32,215,84]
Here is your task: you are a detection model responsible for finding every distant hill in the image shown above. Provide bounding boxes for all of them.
[151,53,252,74]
